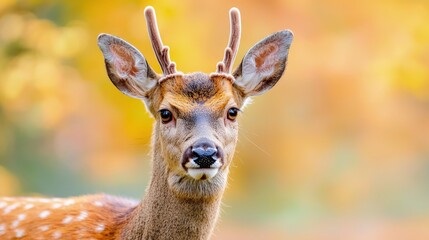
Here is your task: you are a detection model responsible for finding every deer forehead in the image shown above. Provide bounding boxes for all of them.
[157,73,240,116]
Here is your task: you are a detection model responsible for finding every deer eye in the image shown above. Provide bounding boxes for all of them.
[159,109,173,124]
[227,108,239,121]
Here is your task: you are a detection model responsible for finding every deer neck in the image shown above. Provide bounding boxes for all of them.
[120,134,224,240]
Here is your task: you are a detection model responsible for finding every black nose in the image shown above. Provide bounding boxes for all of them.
[191,139,218,168]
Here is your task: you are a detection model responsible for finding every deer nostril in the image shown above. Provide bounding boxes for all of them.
[191,147,217,158]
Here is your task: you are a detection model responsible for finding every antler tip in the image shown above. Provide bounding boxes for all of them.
[216,62,225,73]
[161,46,170,52]
[229,7,240,16]
[144,6,155,17]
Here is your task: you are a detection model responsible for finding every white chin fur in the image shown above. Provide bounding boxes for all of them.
[187,168,219,180]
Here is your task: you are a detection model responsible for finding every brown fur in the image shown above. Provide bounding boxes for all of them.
[119,137,224,239]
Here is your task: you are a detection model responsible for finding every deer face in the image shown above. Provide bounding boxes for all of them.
[142,73,242,199]
[98,7,293,198]
[152,74,241,179]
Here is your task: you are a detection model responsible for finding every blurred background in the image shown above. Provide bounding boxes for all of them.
[1,0,429,239]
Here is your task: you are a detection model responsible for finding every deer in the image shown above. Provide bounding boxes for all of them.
[0,6,293,240]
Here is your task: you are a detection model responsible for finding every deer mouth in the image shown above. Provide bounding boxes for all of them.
[187,168,219,180]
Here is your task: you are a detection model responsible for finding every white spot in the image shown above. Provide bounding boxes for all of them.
[15,228,25,238]
[0,224,5,235]
[39,210,51,219]
[0,202,7,208]
[95,224,105,232]
[11,220,20,228]
[24,203,34,210]
[3,208,12,214]
[52,231,62,239]
[76,211,88,221]
[38,225,50,231]
[93,201,103,207]
[39,199,50,203]
[62,215,73,224]
[51,203,62,209]
[18,213,26,221]
[64,199,75,206]
[3,203,20,214]
[52,198,61,201]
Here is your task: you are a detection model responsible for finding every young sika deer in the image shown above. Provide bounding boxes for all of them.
[0,6,293,240]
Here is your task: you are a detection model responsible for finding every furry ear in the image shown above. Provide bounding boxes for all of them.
[98,34,159,98]
[232,30,293,96]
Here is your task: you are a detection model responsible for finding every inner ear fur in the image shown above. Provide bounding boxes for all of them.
[98,34,159,99]
[233,30,293,96]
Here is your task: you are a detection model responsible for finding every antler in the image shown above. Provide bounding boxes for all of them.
[144,6,177,76]
[216,8,241,74]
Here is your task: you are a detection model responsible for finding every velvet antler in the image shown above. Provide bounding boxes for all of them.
[216,8,241,74]
[144,6,177,76]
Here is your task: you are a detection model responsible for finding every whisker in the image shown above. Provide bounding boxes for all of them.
[239,129,273,158]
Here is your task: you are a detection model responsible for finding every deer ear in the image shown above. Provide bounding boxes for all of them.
[232,30,293,96]
[98,34,159,98]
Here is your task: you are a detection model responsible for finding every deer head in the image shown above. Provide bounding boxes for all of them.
[97,7,293,200]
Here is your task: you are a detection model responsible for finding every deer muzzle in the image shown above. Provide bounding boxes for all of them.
[182,138,224,180]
